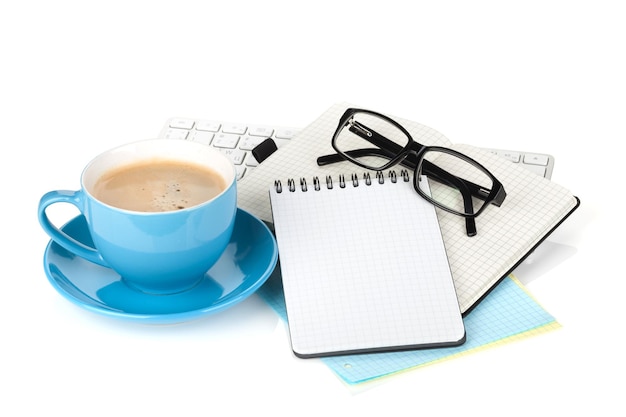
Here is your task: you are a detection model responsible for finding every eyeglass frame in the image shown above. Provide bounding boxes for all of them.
[317,108,507,237]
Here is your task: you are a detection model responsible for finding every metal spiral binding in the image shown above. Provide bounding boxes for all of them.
[274,170,408,192]
[326,175,333,189]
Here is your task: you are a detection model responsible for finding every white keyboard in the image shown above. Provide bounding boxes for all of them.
[485,148,554,179]
[159,118,555,181]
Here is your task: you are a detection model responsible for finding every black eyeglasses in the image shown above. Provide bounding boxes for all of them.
[317,108,507,237]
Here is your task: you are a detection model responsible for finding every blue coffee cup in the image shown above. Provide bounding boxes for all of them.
[38,139,237,294]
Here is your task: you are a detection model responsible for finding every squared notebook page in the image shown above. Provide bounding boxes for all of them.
[431,143,579,312]
[269,177,465,358]
[239,102,579,313]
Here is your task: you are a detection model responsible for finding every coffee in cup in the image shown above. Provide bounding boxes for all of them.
[92,159,227,212]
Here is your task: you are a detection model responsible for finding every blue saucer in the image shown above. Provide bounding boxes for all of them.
[43,208,278,324]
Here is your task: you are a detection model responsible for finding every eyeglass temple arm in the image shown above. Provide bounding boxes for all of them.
[427,171,478,237]
[317,149,490,203]
[318,148,396,165]
[350,121,502,204]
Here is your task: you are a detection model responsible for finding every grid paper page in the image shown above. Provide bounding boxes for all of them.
[240,102,579,313]
[257,271,558,385]
[269,176,465,357]
[432,143,578,312]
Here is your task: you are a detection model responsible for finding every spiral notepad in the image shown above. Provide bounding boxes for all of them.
[269,171,466,358]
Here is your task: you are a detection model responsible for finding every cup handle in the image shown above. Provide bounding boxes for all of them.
[38,190,108,267]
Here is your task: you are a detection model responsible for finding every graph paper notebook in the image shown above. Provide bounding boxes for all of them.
[240,102,580,314]
[269,172,466,358]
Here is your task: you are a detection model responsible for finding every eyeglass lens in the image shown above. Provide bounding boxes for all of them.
[334,112,410,170]
[417,149,495,216]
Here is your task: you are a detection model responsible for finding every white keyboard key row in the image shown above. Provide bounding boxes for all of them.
[486,148,554,179]
[159,118,556,181]
[159,118,300,180]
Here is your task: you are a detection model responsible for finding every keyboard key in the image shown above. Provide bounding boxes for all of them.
[169,118,195,129]
[212,133,240,148]
[164,128,189,140]
[190,130,214,145]
[196,121,221,132]
[500,151,521,163]
[488,149,520,163]
[245,155,260,167]
[239,135,269,151]
[274,138,292,149]
[523,153,549,166]
[219,149,246,165]
[249,126,274,137]
[222,124,247,135]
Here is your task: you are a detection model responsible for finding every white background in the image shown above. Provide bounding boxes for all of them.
[2,1,624,415]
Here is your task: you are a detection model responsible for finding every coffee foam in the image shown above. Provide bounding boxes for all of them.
[152,180,193,211]
[92,159,226,212]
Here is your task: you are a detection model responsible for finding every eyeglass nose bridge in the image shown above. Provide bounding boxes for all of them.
[395,143,427,170]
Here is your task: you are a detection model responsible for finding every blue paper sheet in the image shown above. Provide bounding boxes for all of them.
[257,266,557,384]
